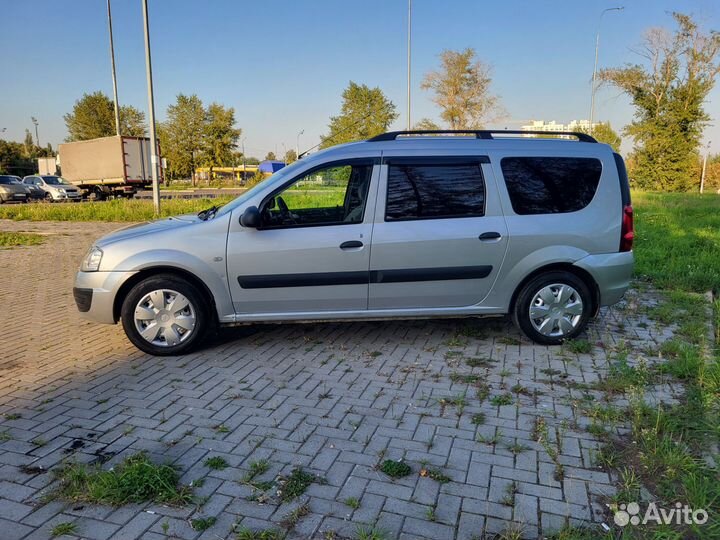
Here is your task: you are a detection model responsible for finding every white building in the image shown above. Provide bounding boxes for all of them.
[521,120,598,133]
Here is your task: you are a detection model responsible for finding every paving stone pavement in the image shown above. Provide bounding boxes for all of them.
[0,220,681,540]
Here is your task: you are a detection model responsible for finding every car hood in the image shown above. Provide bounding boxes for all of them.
[95,213,201,248]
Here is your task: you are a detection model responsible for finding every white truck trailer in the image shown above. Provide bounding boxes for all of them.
[58,136,161,199]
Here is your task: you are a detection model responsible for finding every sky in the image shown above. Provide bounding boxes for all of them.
[1,0,719,158]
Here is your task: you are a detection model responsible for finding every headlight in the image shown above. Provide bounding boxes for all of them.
[81,246,103,272]
[57,188,66,193]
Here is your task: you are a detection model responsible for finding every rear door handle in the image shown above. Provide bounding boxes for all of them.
[479,232,502,241]
[340,240,364,249]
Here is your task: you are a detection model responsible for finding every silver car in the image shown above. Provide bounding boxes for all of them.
[0,175,30,203]
[23,175,82,201]
[74,130,634,355]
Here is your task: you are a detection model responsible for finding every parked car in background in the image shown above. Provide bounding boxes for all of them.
[0,175,29,203]
[22,177,46,200]
[74,129,634,356]
[23,175,82,201]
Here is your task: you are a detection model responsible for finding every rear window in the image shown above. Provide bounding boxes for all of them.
[500,157,602,215]
[385,161,485,221]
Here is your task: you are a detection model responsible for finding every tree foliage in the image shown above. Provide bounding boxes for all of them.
[320,81,398,148]
[264,151,276,161]
[412,118,442,131]
[64,91,146,141]
[157,94,206,181]
[284,149,297,164]
[201,103,241,173]
[421,48,502,130]
[0,138,53,176]
[576,122,622,153]
[600,12,720,191]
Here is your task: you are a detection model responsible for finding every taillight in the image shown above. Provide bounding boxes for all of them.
[620,204,634,252]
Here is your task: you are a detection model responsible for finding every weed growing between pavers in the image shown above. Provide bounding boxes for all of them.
[190,516,217,531]
[277,467,318,502]
[379,459,411,479]
[418,465,451,483]
[355,523,390,540]
[204,456,229,470]
[50,452,192,506]
[234,526,285,540]
[50,522,77,537]
[0,231,44,248]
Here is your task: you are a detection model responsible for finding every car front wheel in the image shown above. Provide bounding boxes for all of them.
[513,271,592,345]
[120,274,210,355]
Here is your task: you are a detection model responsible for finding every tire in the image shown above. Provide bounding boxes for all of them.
[512,271,593,345]
[120,274,211,356]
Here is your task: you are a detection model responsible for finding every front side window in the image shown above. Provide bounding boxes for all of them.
[385,161,486,221]
[260,161,373,228]
[500,157,602,215]
[42,176,69,185]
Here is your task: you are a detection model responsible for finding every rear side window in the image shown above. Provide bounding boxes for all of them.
[385,161,485,221]
[500,157,602,215]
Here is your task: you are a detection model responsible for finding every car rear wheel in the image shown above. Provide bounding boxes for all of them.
[512,271,592,345]
[120,274,211,356]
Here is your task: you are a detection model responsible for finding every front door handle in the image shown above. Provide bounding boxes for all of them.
[479,232,502,241]
[340,240,364,249]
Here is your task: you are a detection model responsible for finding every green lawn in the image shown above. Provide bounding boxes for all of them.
[0,231,44,248]
[633,191,720,294]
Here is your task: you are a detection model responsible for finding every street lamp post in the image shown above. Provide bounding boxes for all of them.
[107,0,121,136]
[296,129,304,158]
[590,6,623,130]
[31,117,39,147]
[407,0,412,130]
[141,0,160,214]
[242,137,247,181]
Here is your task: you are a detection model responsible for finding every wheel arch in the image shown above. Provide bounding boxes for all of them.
[509,263,600,317]
[113,266,219,324]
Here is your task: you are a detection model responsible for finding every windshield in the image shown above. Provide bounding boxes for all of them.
[43,176,69,185]
[0,176,22,185]
[216,159,309,217]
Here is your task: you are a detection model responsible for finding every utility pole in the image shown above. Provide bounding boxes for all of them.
[590,7,623,129]
[31,117,39,147]
[107,0,121,136]
[141,0,160,214]
[407,0,412,130]
[700,141,711,194]
[242,137,246,181]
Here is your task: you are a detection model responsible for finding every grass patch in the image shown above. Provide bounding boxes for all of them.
[565,339,592,354]
[633,191,720,294]
[0,197,235,222]
[419,466,451,483]
[471,413,486,425]
[50,452,192,506]
[235,527,285,540]
[190,516,217,531]
[204,456,229,470]
[0,231,44,248]
[51,522,77,537]
[379,460,411,479]
[277,467,316,502]
[344,496,361,509]
[355,524,390,540]
[490,393,514,406]
[448,372,483,384]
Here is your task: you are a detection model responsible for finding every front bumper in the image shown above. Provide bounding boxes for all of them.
[73,270,137,324]
[575,251,634,306]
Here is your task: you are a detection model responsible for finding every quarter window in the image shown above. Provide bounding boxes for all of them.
[500,157,602,215]
[385,161,485,221]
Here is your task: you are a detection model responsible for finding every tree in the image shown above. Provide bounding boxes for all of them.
[264,151,276,161]
[64,91,146,141]
[421,48,502,130]
[201,103,241,178]
[320,81,398,148]
[158,94,206,182]
[600,13,720,191]
[284,149,297,164]
[23,130,35,158]
[577,122,622,153]
[412,118,442,131]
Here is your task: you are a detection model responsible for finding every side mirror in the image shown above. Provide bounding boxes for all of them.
[240,206,261,228]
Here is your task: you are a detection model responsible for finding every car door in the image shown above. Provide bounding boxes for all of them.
[368,156,508,309]
[226,157,380,315]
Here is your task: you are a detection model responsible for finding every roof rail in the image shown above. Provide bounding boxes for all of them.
[367,130,597,143]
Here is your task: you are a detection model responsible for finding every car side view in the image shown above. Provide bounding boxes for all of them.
[74,130,634,356]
